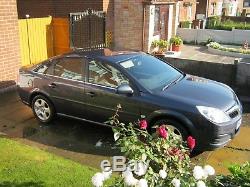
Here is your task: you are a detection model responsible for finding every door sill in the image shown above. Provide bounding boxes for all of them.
[57,113,112,128]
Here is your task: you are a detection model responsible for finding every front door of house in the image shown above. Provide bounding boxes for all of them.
[160,6,169,40]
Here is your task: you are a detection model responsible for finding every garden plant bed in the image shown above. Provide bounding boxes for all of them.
[207,42,250,58]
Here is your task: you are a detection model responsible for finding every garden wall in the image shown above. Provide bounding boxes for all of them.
[160,57,236,86]
[177,28,250,45]
[160,57,250,94]
[236,60,250,88]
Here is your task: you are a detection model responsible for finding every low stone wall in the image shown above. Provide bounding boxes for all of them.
[177,28,250,45]
[236,61,250,88]
[160,57,236,86]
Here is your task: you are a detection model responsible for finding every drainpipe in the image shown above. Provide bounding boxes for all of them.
[25,14,32,65]
[142,4,146,52]
[206,0,209,18]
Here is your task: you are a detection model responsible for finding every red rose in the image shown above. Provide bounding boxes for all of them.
[187,136,196,150]
[157,126,168,139]
[139,120,148,129]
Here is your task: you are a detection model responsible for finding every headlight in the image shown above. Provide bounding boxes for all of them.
[196,106,231,124]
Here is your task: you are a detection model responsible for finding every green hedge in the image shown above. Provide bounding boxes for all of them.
[207,18,250,30]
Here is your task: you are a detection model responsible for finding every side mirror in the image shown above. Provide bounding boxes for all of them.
[117,84,134,95]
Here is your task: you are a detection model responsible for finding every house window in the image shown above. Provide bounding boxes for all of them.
[217,2,223,15]
[244,0,250,7]
[187,6,192,20]
[211,2,216,15]
[154,6,160,34]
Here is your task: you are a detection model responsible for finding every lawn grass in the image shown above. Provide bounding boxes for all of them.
[0,137,114,187]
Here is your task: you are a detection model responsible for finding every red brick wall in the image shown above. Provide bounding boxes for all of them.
[114,0,144,50]
[196,0,208,15]
[53,0,103,18]
[179,0,197,21]
[17,0,54,19]
[103,0,114,34]
[17,0,104,18]
[0,0,20,84]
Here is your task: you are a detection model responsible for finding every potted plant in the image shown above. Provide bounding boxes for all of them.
[151,39,168,55]
[151,40,159,53]
[170,36,183,52]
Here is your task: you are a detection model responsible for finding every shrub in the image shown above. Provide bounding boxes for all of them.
[210,162,250,187]
[207,42,250,54]
[181,21,192,28]
[207,19,250,30]
[206,16,221,28]
[92,105,215,187]
[207,42,221,49]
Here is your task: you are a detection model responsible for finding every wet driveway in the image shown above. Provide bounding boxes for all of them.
[0,91,249,174]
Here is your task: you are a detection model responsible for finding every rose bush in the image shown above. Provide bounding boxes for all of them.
[92,105,215,187]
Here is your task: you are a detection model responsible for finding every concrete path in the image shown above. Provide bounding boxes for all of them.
[180,45,236,64]
[0,91,249,174]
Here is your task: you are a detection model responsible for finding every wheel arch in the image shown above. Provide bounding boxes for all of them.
[147,110,197,137]
[29,89,52,106]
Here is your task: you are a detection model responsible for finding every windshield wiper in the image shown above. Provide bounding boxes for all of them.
[162,75,183,91]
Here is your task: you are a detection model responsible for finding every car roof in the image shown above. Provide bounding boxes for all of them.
[64,48,144,64]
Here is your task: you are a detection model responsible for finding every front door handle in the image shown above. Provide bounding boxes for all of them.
[86,91,96,97]
[48,83,57,88]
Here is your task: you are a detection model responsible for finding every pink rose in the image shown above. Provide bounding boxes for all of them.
[187,136,196,150]
[157,126,168,139]
[139,120,148,129]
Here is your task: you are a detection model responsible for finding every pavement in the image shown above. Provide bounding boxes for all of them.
[0,91,249,174]
[179,45,236,64]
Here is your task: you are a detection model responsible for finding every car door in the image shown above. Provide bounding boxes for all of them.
[44,57,87,118]
[84,59,141,124]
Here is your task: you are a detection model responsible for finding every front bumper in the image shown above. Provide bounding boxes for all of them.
[207,118,241,150]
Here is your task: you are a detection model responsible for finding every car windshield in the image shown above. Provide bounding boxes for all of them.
[119,54,183,91]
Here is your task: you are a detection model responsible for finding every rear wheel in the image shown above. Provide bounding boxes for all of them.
[151,118,188,141]
[32,95,55,124]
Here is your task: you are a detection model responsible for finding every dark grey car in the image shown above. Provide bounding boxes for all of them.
[18,49,242,151]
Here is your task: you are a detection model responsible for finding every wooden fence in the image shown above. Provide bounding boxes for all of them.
[18,17,70,66]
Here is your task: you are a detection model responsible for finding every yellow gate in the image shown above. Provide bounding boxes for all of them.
[19,17,54,66]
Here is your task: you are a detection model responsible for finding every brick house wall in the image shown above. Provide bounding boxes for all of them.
[17,0,54,18]
[196,0,208,16]
[114,0,144,50]
[179,0,197,21]
[0,0,21,87]
[114,0,181,52]
[53,0,103,18]
[17,0,104,18]
[103,0,114,39]
[196,0,224,17]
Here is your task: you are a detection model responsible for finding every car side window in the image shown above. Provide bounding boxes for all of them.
[49,58,83,81]
[88,60,129,88]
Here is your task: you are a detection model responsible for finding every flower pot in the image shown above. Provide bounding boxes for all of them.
[172,44,181,52]
[154,51,165,57]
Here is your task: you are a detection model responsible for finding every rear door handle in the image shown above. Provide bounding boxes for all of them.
[48,83,57,88]
[86,91,96,97]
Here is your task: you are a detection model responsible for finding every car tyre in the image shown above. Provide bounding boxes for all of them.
[151,118,189,141]
[32,95,55,124]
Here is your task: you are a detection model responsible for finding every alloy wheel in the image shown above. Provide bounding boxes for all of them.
[33,98,51,121]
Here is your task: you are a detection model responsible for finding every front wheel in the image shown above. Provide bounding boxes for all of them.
[151,119,188,141]
[32,95,55,124]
